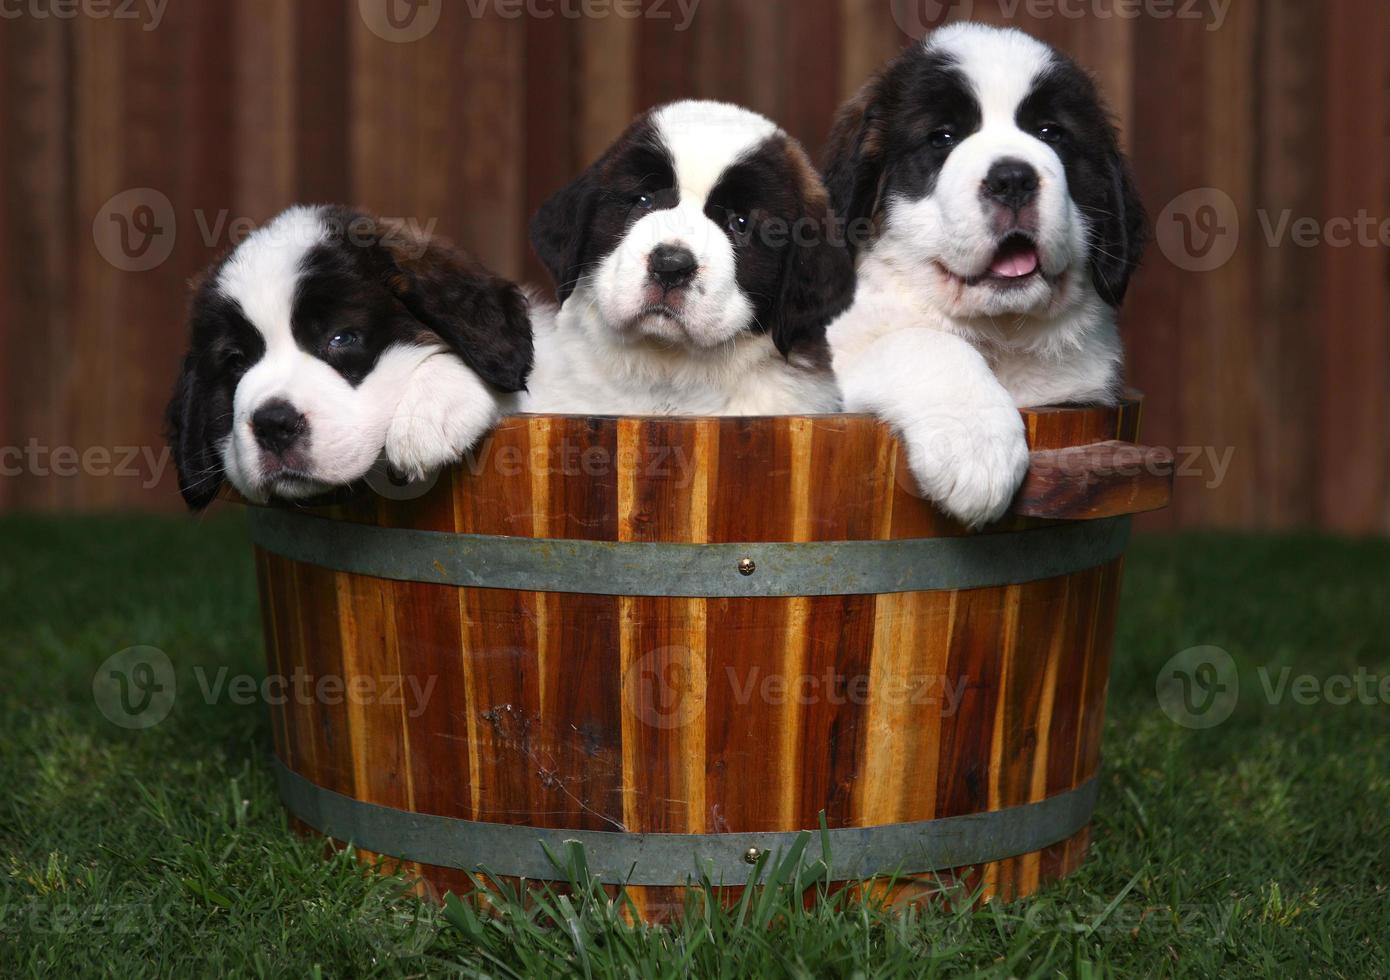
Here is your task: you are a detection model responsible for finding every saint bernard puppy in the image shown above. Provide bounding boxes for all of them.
[822,24,1147,527]
[166,206,532,509]
[525,100,855,416]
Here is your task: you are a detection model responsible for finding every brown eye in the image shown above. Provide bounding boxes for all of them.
[928,128,958,150]
[1036,123,1067,144]
[726,210,749,235]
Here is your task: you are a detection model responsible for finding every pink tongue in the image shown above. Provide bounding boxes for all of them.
[990,247,1040,279]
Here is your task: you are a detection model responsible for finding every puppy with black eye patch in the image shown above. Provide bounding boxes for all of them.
[525,99,856,416]
[165,205,533,510]
[822,24,1147,527]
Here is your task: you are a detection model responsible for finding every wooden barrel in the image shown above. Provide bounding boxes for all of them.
[246,398,1171,920]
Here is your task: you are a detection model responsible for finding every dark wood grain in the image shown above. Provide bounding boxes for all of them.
[1015,441,1175,521]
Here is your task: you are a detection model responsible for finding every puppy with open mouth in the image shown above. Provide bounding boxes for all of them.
[822,23,1147,527]
[524,99,856,416]
[166,206,533,509]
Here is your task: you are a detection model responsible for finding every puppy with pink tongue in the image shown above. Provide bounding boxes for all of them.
[821,24,1145,527]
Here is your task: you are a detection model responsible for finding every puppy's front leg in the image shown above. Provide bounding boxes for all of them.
[385,352,502,482]
[836,328,1030,528]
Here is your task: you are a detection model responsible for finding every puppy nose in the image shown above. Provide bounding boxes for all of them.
[982,159,1041,212]
[251,400,308,455]
[648,244,698,288]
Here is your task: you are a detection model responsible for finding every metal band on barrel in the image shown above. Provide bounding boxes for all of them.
[247,508,1129,598]
[273,759,1099,886]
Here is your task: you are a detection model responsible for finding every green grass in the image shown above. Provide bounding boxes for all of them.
[2,515,1389,977]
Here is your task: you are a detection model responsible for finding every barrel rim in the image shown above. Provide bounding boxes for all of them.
[273,758,1100,886]
[492,391,1143,426]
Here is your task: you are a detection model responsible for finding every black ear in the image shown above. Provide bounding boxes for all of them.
[529,167,601,302]
[165,352,224,511]
[771,202,858,357]
[1089,145,1148,307]
[379,229,535,393]
[822,73,890,258]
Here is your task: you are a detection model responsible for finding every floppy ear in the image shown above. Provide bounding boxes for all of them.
[771,197,858,357]
[165,352,224,512]
[822,73,890,257]
[1089,143,1148,307]
[529,167,601,302]
[377,227,535,393]
[766,136,859,356]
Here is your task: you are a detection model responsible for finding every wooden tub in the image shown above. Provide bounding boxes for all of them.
[246,398,1171,919]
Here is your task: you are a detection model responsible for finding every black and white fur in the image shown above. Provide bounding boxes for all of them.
[526,100,855,415]
[166,205,532,509]
[823,24,1146,526]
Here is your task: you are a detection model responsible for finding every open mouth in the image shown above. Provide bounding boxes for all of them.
[960,234,1044,289]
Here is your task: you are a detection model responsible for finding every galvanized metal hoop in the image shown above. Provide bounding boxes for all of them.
[274,760,1100,886]
[246,508,1130,599]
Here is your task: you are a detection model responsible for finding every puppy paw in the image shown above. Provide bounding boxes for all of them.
[384,371,499,482]
[901,407,1031,529]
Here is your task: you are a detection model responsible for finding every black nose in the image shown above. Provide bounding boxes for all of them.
[251,400,308,455]
[648,244,698,289]
[982,159,1041,212]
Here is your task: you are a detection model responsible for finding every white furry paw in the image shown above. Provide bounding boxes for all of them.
[384,366,500,482]
[901,407,1031,529]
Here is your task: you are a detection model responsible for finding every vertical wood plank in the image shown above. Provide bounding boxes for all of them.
[1254,0,1324,527]
[1124,15,1204,530]
[1318,0,1390,531]
[1,16,73,511]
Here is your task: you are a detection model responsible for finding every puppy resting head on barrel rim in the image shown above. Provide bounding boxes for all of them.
[165,206,534,510]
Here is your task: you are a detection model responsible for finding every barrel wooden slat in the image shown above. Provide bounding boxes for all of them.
[856,591,954,827]
[548,593,626,831]
[255,549,291,766]
[247,399,1163,918]
[795,594,876,829]
[1080,560,1126,782]
[934,588,1006,821]
[702,597,794,836]
[283,565,325,788]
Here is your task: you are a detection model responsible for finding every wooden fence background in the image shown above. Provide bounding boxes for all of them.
[1,0,1387,531]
